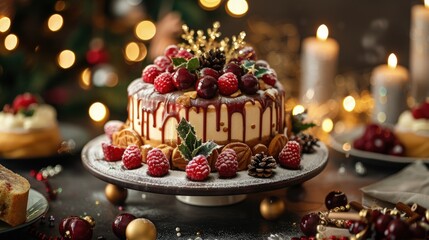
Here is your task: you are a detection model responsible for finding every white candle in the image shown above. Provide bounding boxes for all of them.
[410,1,429,104]
[371,53,409,124]
[300,24,339,105]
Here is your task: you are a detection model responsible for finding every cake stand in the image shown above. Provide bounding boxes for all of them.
[82,135,328,206]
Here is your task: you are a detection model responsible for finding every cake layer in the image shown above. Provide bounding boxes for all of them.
[127,79,285,148]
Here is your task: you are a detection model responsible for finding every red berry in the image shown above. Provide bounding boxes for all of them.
[325,191,348,210]
[348,221,367,234]
[12,93,38,111]
[200,67,220,80]
[196,75,218,99]
[239,74,259,95]
[278,140,301,169]
[223,62,242,78]
[59,217,93,240]
[59,216,80,236]
[172,67,196,90]
[176,49,193,59]
[146,148,170,177]
[154,56,171,71]
[104,120,124,141]
[388,141,405,156]
[384,219,409,239]
[238,46,257,61]
[102,142,125,161]
[261,73,277,86]
[142,64,162,84]
[300,213,320,236]
[375,214,393,234]
[154,72,176,94]
[412,100,429,119]
[112,213,136,240]
[215,149,238,178]
[164,45,179,58]
[353,137,365,150]
[186,155,211,181]
[362,124,383,141]
[122,145,142,170]
[218,72,239,96]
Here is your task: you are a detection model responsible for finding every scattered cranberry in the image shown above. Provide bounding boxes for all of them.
[196,75,218,99]
[239,74,259,95]
[172,68,196,90]
[112,213,136,240]
[300,213,320,237]
[324,191,348,210]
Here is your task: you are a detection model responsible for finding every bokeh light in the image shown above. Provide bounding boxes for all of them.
[80,68,92,90]
[199,0,222,10]
[292,105,305,115]
[48,14,63,32]
[124,42,147,62]
[135,20,156,41]
[226,0,248,17]
[89,102,108,122]
[55,0,66,11]
[58,50,76,69]
[321,118,334,133]
[4,34,18,51]
[0,16,11,33]
[377,112,386,123]
[343,95,356,112]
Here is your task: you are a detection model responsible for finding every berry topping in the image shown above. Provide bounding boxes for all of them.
[102,143,125,162]
[172,67,196,90]
[411,100,429,119]
[218,72,239,96]
[278,140,301,169]
[215,149,238,178]
[176,49,193,59]
[300,213,320,236]
[122,145,142,170]
[186,155,211,181]
[196,75,218,99]
[353,124,405,156]
[239,73,259,95]
[164,45,179,58]
[324,191,348,210]
[112,213,136,240]
[154,56,172,71]
[261,73,277,86]
[200,67,220,80]
[104,120,124,141]
[223,62,243,78]
[154,72,176,94]
[12,93,38,112]
[142,64,162,84]
[146,148,170,177]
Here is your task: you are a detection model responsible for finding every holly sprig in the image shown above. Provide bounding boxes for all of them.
[241,60,271,78]
[176,118,220,161]
[291,112,317,135]
[172,57,200,72]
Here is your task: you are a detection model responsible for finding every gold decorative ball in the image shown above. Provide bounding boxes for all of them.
[125,218,157,240]
[260,196,285,220]
[105,183,128,205]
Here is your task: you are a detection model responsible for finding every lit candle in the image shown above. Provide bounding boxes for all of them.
[371,53,409,124]
[300,24,339,105]
[410,0,429,104]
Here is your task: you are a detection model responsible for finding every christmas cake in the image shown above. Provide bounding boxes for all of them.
[0,164,30,226]
[0,93,62,158]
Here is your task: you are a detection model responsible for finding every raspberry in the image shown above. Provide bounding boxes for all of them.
[261,73,277,86]
[176,49,193,60]
[122,145,142,170]
[164,45,179,58]
[154,72,176,94]
[215,149,238,178]
[146,148,170,177]
[102,142,125,161]
[278,141,301,169]
[154,56,171,71]
[104,120,124,141]
[142,64,162,84]
[186,155,211,181]
[218,72,239,96]
[13,93,38,112]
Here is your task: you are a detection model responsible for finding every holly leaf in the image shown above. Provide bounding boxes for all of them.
[291,113,317,134]
[242,60,255,70]
[172,57,187,68]
[184,129,198,150]
[255,68,270,78]
[178,143,192,161]
[186,57,200,72]
[192,141,220,158]
[18,108,35,117]
[176,118,195,141]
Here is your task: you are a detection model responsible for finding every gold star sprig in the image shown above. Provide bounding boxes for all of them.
[179,22,246,62]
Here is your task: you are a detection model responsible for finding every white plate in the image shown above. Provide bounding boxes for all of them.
[0,189,49,233]
[330,126,429,164]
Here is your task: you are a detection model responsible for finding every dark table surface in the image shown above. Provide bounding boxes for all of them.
[0,124,402,240]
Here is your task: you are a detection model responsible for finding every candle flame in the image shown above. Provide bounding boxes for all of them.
[316,24,329,41]
[425,0,429,8]
[387,53,397,69]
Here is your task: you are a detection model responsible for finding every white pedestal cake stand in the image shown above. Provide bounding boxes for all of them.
[82,135,328,206]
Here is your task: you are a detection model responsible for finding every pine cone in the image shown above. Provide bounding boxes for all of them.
[291,133,319,154]
[199,48,226,71]
[248,152,277,178]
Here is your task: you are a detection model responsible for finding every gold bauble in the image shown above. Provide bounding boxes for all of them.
[260,196,285,220]
[125,218,157,240]
[105,183,128,205]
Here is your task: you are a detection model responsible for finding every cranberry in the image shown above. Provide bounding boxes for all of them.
[172,68,196,90]
[353,137,365,150]
[388,142,405,156]
[238,46,257,61]
[239,74,259,95]
[381,128,395,147]
[196,76,218,99]
[59,217,93,240]
[362,124,383,141]
[348,221,366,235]
[200,67,220,80]
[154,56,171,71]
[324,191,348,210]
[300,213,320,236]
[384,219,409,239]
[164,45,179,58]
[112,213,137,240]
[374,214,393,234]
[372,137,387,153]
[223,62,242,78]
